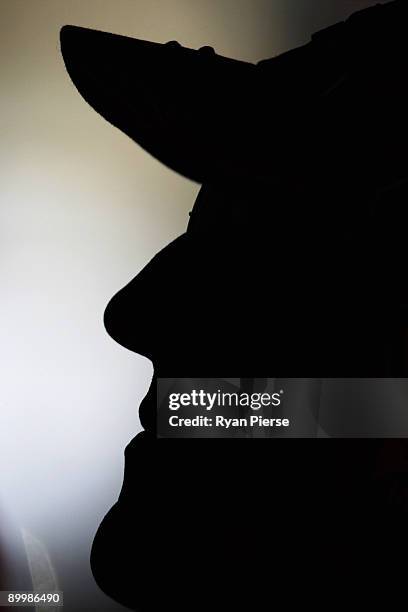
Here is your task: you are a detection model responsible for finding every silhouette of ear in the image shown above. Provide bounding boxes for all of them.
[60,25,255,184]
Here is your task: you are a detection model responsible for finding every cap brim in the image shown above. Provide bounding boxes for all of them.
[60,25,254,183]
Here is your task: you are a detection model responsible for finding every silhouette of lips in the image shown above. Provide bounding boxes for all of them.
[59,25,255,184]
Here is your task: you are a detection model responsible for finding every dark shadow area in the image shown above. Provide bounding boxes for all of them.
[61,1,408,608]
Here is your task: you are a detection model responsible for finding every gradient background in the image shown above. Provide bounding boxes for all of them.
[0,1,391,610]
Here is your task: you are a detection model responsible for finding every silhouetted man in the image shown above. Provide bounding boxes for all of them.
[61,1,408,608]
